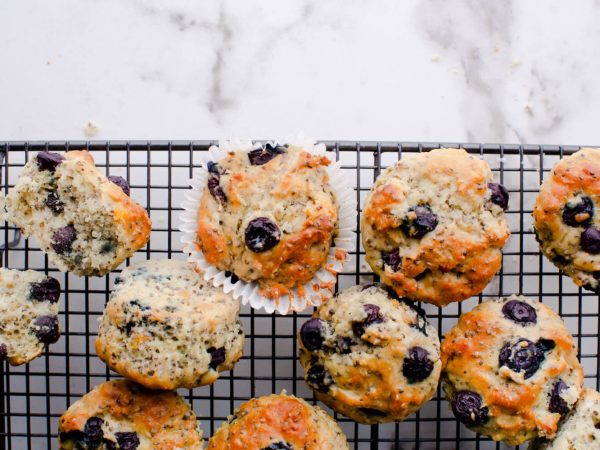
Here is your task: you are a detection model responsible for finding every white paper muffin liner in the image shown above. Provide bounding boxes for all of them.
[179,136,356,315]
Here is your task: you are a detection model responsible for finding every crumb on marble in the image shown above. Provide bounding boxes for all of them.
[431,55,440,62]
[83,121,100,138]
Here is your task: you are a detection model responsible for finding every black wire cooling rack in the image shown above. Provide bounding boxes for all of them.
[0,141,599,450]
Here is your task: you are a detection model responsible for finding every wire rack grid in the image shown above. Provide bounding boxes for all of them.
[0,141,598,450]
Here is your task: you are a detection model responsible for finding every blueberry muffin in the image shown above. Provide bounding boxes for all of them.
[298,284,441,424]
[195,142,339,300]
[442,295,583,445]
[0,268,61,365]
[533,148,600,293]
[4,150,151,276]
[361,148,510,307]
[529,388,600,449]
[58,379,204,449]
[207,393,349,450]
[96,259,244,390]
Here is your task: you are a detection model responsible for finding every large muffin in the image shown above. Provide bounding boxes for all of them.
[4,150,151,276]
[361,148,510,306]
[195,142,339,300]
[206,393,349,450]
[529,388,600,449]
[58,379,204,449]
[442,295,583,445]
[0,268,61,365]
[298,283,441,424]
[533,147,600,292]
[96,259,245,390]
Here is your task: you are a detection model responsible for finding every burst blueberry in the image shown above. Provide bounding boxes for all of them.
[499,338,547,379]
[382,248,401,271]
[549,380,569,415]
[30,276,60,303]
[0,343,7,362]
[306,364,332,393]
[245,217,281,252]
[300,318,324,351]
[208,347,226,369]
[108,175,130,196]
[207,173,227,205]
[248,143,286,166]
[261,442,293,450]
[45,192,64,213]
[52,225,76,255]
[488,183,509,210]
[563,196,594,227]
[502,299,537,325]
[402,346,434,383]
[115,431,140,450]
[36,151,64,172]
[34,315,60,344]
[83,417,104,448]
[401,205,438,238]
[451,390,489,426]
[352,304,383,338]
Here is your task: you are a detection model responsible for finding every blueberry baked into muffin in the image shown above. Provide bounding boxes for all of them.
[195,142,339,300]
[207,393,349,450]
[361,148,510,306]
[442,295,583,445]
[529,388,600,449]
[0,268,61,365]
[96,259,244,390]
[298,284,441,424]
[4,150,151,276]
[533,147,600,293]
[58,379,204,449]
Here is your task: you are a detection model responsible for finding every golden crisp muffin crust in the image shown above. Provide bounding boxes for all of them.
[361,148,510,306]
[529,388,600,449]
[298,284,441,424]
[195,143,339,300]
[5,150,151,277]
[442,296,583,446]
[0,268,61,366]
[58,379,204,449]
[207,393,349,450]
[96,259,245,390]
[533,148,600,293]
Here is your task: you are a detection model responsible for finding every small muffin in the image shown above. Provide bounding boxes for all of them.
[5,150,151,276]
[58,379,204,449]
[361,148,510,307]
[533,148,600,293]
[298,284,441,424]
[195,142,339,300]
[529,388,600,449]
[96,259,244,390]
[442,295,583,445]
[207,393,349,450]
[0,268,61,365]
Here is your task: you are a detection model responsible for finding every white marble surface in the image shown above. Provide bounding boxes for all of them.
[1,0,599,144]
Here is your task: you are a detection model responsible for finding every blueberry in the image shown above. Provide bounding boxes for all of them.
[108,175,130,196]
[248,143,286,166]
[382,248,401,271]
[306,364,333,393]
[451,391,489,426]
[115,431,140,450]
[208,347,226,369]
[34,315,60,344]
[30,276,61,303]
[207,173,227,205]
[0,343,7,361]
[401,205,439,238]
[488,183,509,210]
[300,318,324,351]
[244,217,281,252]
[402,346,434,383]
[260,442,293,450]
[536,338,556,353]
[352,304,383,338]
[581,227,600,254]
[336,337,355,354]
[563,196,594,227]
[45,192,64,214]
[499,338,545,379]
[36,151,64,172]
[52,225,76,255]
[502,299,537,325]
[207,161,221,174]
[549,380,569,415]
[83,417,104,448]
